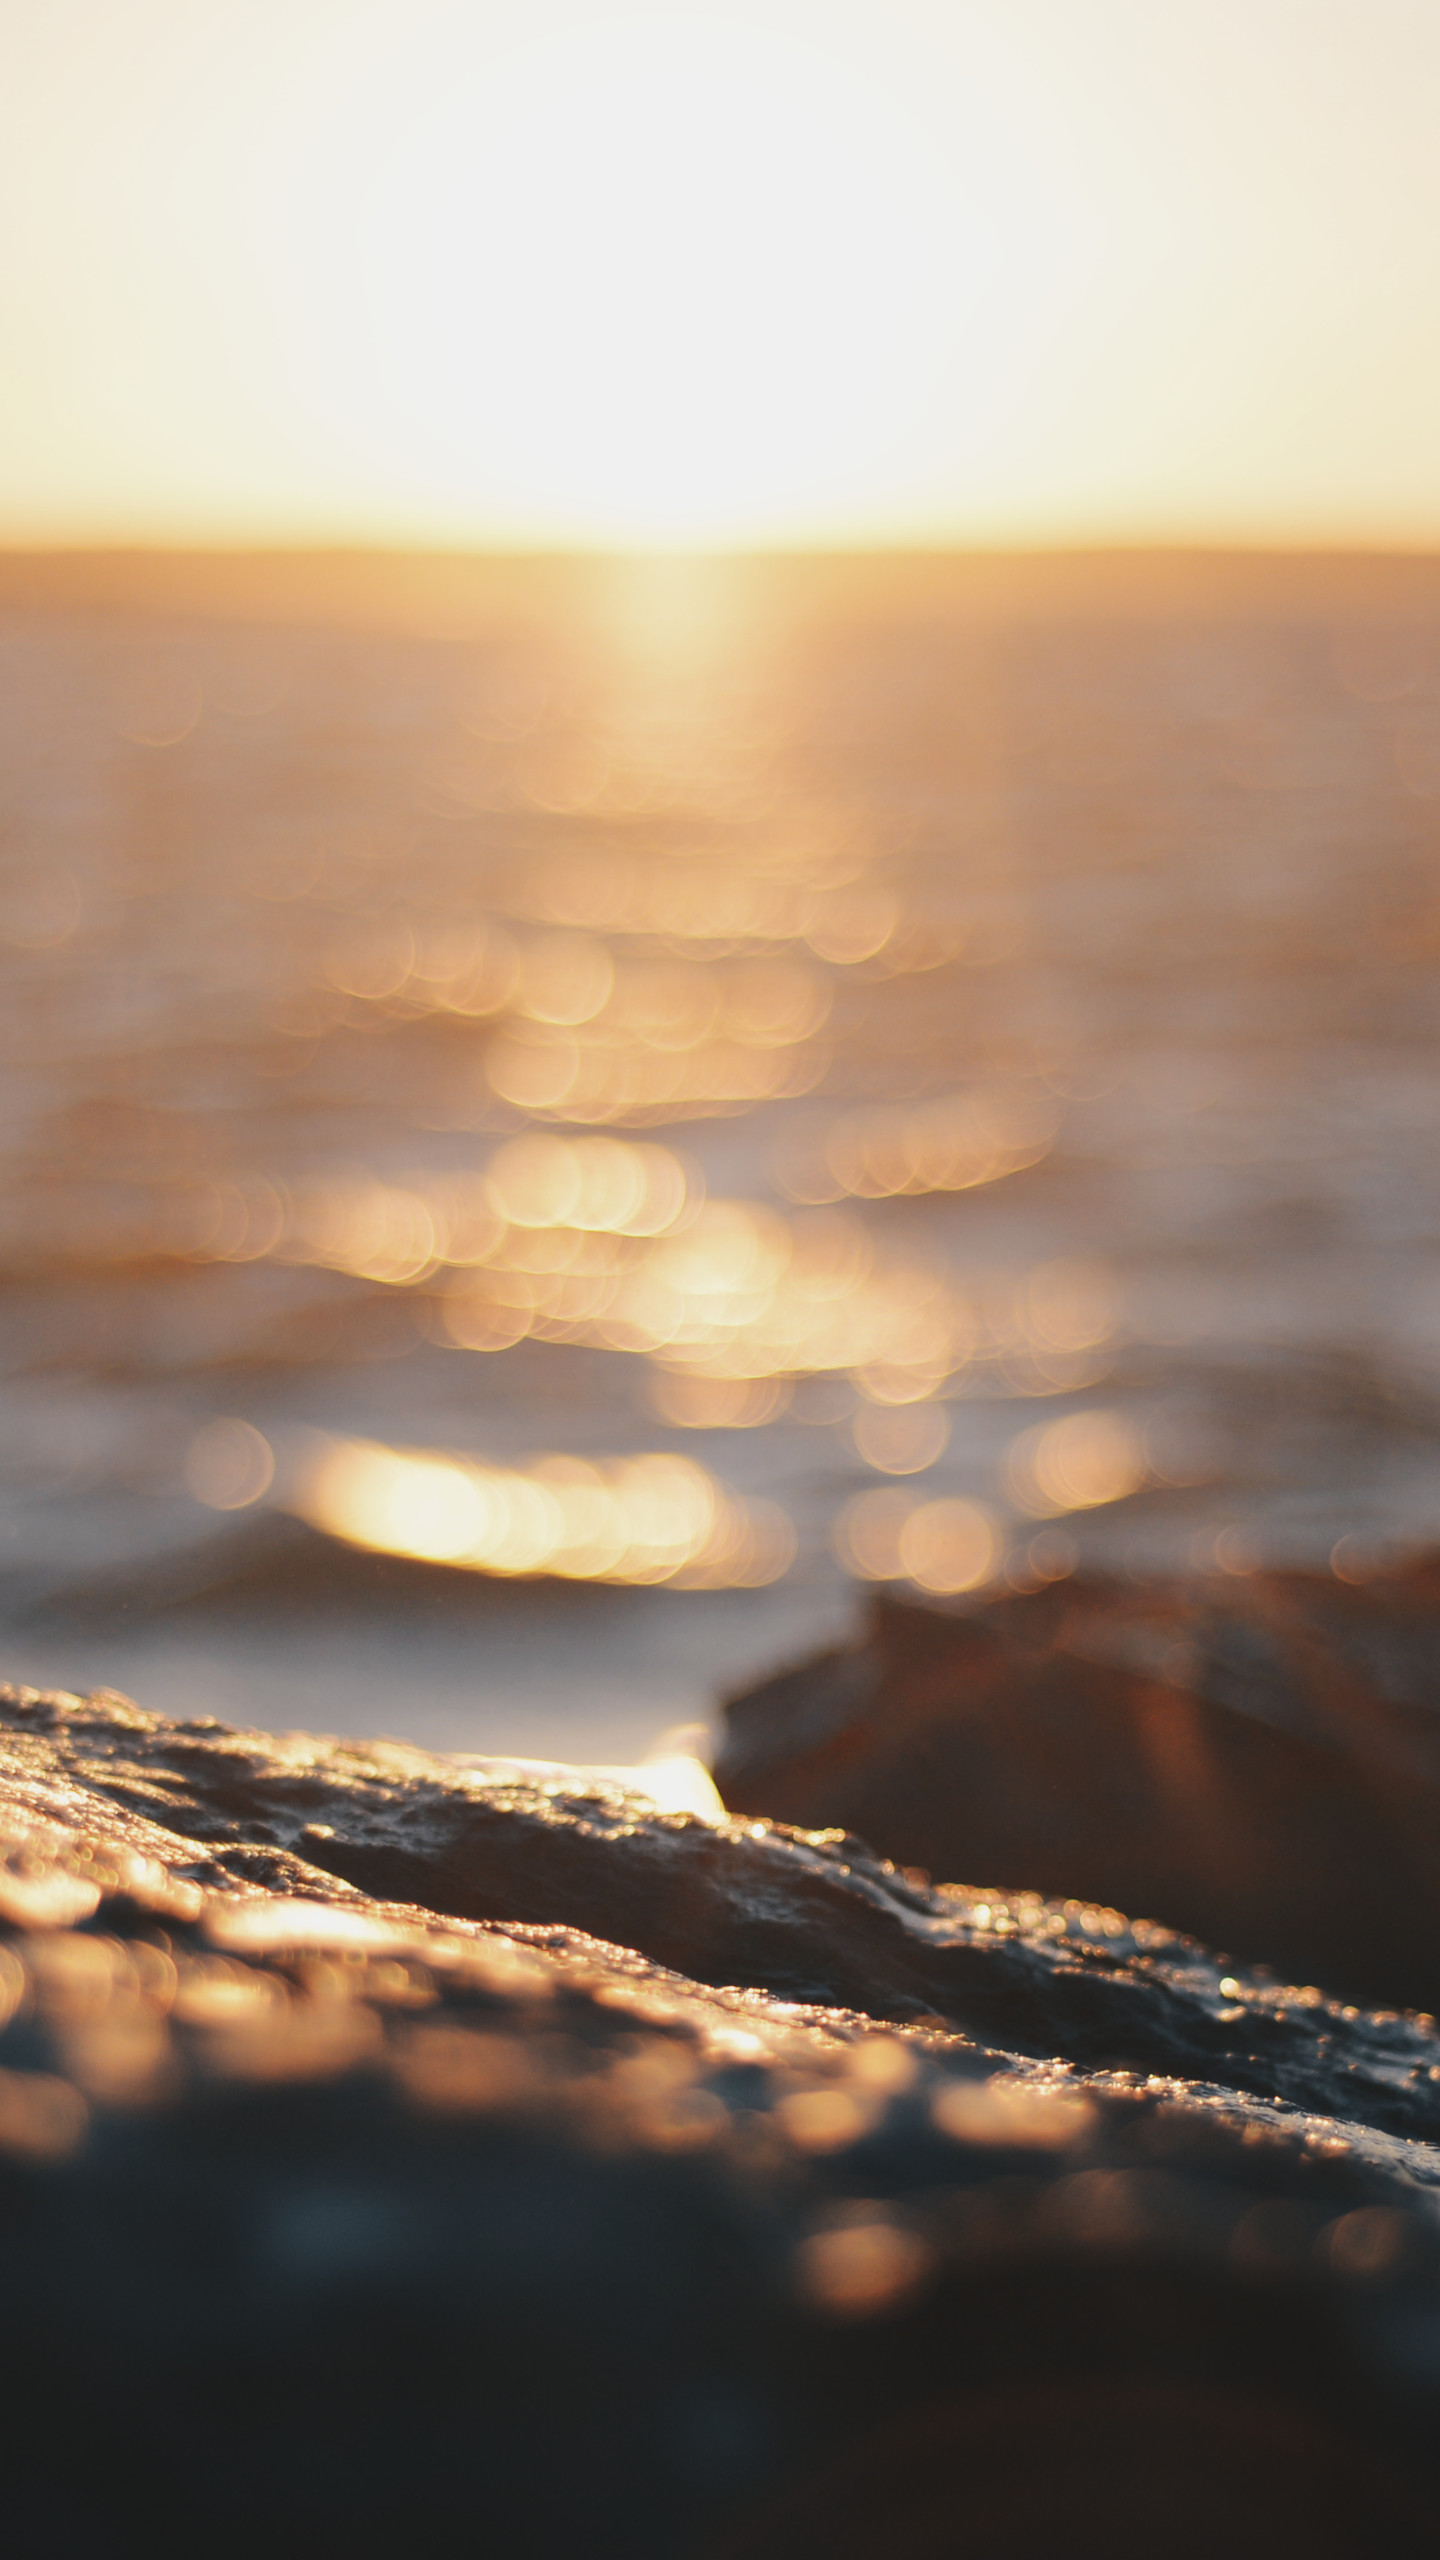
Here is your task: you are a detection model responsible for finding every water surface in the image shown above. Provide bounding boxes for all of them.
[5,550,1440,1754]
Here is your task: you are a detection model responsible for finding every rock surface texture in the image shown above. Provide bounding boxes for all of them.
[717,1569,1440,2014]
[0,1678,1438,2554]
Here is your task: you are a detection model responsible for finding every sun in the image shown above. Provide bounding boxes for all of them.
[280,11,1065,545]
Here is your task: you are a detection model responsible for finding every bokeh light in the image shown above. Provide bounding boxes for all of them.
[851,1401,949,1475]
[835,1487,999,1594]
[186,1420,276,1511]
[1005,1410,1147,1518]
[289,1433,794,1588]
[1,547,1418,1726]
[778,1088,1059,1205]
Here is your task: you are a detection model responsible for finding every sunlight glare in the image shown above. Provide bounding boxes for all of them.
[291,12,1064,542]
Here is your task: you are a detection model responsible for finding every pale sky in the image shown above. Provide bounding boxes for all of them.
[3,0,1439,547]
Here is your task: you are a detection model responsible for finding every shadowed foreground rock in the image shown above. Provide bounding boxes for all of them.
[717,1569,1440,2015]
[1,1680,1440,2554]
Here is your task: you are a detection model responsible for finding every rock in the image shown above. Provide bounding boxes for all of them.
[716,1571,1440,2015]
[0,1679,1438,2551]
[3,1677,1439,2132]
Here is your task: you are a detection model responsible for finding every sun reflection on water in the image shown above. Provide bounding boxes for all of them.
[1006,1409,1148,1518]
[5,557,1337,1649]
[289,1433,794,1589]
[134,1150,1131,1570]
[777,1086,1058,1204]
[835,1490,1000,1594]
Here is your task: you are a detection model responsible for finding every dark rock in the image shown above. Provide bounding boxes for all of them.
[716,1571,1440,2014]
[0,1679,1438,2551]
[4,1677,1440,2135]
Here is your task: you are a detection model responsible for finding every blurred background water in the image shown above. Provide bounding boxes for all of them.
[4,547,1440,1760]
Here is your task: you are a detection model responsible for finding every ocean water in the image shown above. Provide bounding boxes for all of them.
[4,548,1440,1758]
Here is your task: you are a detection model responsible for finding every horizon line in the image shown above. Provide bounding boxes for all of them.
[4,535,1440,562]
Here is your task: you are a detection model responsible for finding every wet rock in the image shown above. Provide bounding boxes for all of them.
[716,1571,1440,2014]
[3,1677,1440,2135]
[0,1680,1438,2551]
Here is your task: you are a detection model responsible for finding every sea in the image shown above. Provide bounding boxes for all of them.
[3,546,1440,1763]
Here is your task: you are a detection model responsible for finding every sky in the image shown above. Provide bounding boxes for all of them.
[2,0,1439,549]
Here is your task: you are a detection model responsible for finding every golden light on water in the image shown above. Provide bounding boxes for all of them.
[851,1403,950,1476]
[0,591,1140,1595]
[777,1090,1058,1206]
[517,855,891,958]
[832,1399,1148,1592]
[486,950,834,1123]
[174,1195,1137,1592]
[647,1374,793,1432]
[25,1116,1120,1423]
[289,1434,794,1588]
[0,542,1308,1625]
[434,1197,972,1400]
[483,1137,693,1239]
[836,1490,999,1595]
[302,803,882,1131]
[1006,1410,1148,1519]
